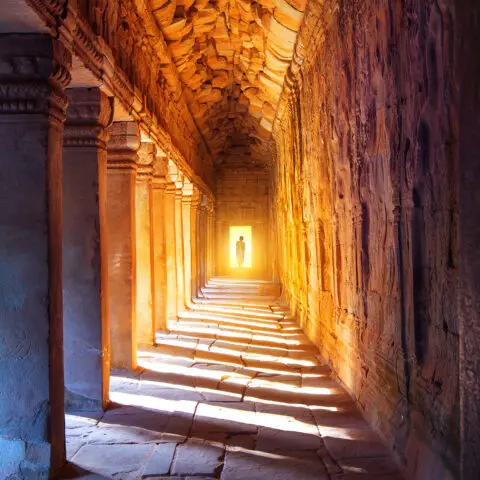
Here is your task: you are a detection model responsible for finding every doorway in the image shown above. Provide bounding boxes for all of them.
[229,226,252,268]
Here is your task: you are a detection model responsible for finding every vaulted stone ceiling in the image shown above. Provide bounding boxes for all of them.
[148,0,306,166]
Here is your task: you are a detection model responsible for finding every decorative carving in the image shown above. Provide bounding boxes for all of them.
[64,88,114,148]
[107,121,141,170]
[0,35,71,126]
[26,0,69,32]
[24,0,214,195]
[137,142,156,178]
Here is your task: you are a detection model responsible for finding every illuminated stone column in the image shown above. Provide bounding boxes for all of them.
[182,180,194,306]
[0,35,71,477]
[107,121,140,369]
[196,198,203,296]
[207,200,215,281]
[190,187,200,299]
[175,173,186,312]
[63,87,112,412]
[152,153,168,332]
[198,195,209,292]
[164,167,178,321]
[135,143,155,345]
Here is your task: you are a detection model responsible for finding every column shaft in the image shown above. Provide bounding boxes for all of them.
[107,122,140,369]
[207,205,215,280]
[182,193,193,306]
[190,189,200,299]
[165,184,178,320]
[63,87,112,411]
[152,157,168,331]
[135,143,156,344]
[175,188,186,311]
[0,34,70,476]
[198,202,208,292]
[196,206,204,295]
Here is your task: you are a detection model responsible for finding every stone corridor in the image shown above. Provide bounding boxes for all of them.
[64,279,402,480]
[1,1,479,479]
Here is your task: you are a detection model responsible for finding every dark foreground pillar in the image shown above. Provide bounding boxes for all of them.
[0,34,71,477]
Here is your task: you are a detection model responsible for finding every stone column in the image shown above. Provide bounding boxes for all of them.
[190,188,200,299]
[175,174,186,312]
[207,201,215,281]
[0,35,71,477]
[164,176,178,321]
[196,198,204,296]
[135,143,155,345]
[198,196,209,292]
[152,154,168,332]
[107,121,140,369]
[182,181,194,306]
[63,88,112,412]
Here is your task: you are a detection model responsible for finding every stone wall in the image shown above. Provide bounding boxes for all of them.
[215,163,271,278]
[272,0,459,477]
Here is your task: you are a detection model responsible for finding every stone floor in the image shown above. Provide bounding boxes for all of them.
[63,278,404,480]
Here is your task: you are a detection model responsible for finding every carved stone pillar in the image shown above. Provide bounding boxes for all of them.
[152,154,168,331]
[207,201,215,281]
[135,143,155,345]
[164,175,178,321]
[190,187,200,299]
[0,35,71,477]
[175,176,186,311]
[198,195,209,292]
[182,181,194,306]
[107,121,140,369]
[63,87,112,413]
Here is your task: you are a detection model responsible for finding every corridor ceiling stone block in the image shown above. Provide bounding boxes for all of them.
[140,0,306,166]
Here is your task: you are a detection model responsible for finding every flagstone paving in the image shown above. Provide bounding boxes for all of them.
[63,278,404,480]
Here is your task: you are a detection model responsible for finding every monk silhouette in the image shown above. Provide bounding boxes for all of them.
[236,236,246,267]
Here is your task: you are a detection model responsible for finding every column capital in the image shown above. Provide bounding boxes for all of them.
[137,142,156,179]
[107,121,140,171]
[0,35,72,126]
[164,180,177,195]
[207,198,215,216]
[191,186,201,209]
[64,88,114,149]
[199,194,210,212]
[182,180,194,205]
[152,154,168,190]
[167,159,184,194]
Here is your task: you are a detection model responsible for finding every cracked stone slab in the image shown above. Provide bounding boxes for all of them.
[87,406,180,444]
[221,450,329,480]
[320,426,392,460]
[256,427,323,452]
[171,439,225,476]
[141,443,177,477]
[70,443,154,479]
[192,402,257,436]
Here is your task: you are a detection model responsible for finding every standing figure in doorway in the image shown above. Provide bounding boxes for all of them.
[236,236,246,267]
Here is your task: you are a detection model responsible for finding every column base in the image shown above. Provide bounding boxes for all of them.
[0,438,51,479]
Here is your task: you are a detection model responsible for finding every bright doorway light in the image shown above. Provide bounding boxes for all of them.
[229,226,252,268]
